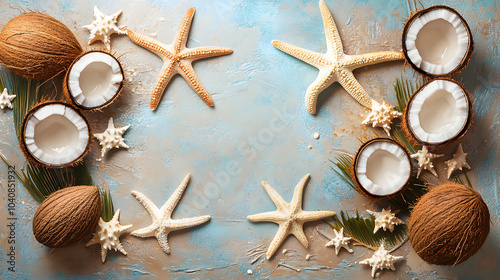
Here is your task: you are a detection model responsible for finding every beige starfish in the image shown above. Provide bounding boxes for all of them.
[445,143,471,179]
[247,174,335,259]
[126,7,233,110]
[131,174,211,254]
[272,0,403,114]
[410,146,444,178]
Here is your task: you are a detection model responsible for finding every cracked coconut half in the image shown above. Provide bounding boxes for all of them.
[64,51,124,110]
[402,5,473,77]
[353,138,412,197]
[403,79,471,147]
[20,101,91,167]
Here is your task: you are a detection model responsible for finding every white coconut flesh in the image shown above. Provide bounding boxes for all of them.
[24,104,89,165]
[355,141,411,196]
[408,80,468,144]
[68,52,123,108]
[405,9,470,75]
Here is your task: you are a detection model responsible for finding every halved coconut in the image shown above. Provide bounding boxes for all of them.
[353,138,412,197]
[402,5,473,77]
[64,51,124,110]
[20,101,91,168]
[403,79,471,147]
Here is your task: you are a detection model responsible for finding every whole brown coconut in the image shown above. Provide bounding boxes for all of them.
[0,13,83,79]
[408,183,490,265]
[33,186,101,248]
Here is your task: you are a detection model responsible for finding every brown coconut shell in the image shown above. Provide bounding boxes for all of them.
[408,183,490,265]
[63,50,125,110]
[402,5,474,78]
[19,100,92,168]
[402,78,473,148]
[0,13,83,79]
[33,186,101,248]
[351,138,413,199]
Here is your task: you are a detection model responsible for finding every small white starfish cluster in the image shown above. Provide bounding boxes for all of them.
[86,209,132,263]
[410,146,443,178]
[326,228,353,255]
[366,208,404,234]
[358,244,404,278]
[0,88,16,109]
[445,144,471,179]
[94,117,131,158]
[362,100,402,136]
[83,6,126,50]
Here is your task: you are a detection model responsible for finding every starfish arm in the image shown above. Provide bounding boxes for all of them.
[180,47,233,60]
[177,62,214,106]
[169,215,211,230]
[272,40,328,68]
[266,223,291,259]
[156,230,171,254]
[345,51,404,70]
[261,182,288,211]
[298,210,335,222]
[130,224,158,238]
[305,69,337,114]
[173,7,196,53]
[337,68,373,108]
[126,29,174,60]
[318,0,344,56]
[247,211,283,223]
[150,61,176,110]
[131,191,161,221]
[290,222,309,248]
[290,174,310,211]
[160,174,190,216]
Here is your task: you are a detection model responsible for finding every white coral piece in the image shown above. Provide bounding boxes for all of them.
[362,100,402,136]
[366,208,404,234]
[94,117,131,157]
[358,244,404,278]
[445,143,471,179]
[410,146,443,178]
[83,6,126,50]
[326,228,353,255]
[86,209,132,263]
[0,88,16,109]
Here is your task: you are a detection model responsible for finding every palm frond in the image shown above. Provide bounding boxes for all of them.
[450,171,472,188]
[329,153,356,190]
[376,178,428,216]
[324,210,408,252]
[100,189,115,222]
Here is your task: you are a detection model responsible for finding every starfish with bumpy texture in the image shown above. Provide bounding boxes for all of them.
[326,228,353,255]
[83,6,126,51]
[410,146,443,178]
[272,0,403,114]
[0,88,16,109]
[362,100,402,136]
[126,7,233,110]
[366,208,404,234]
[94,117,131,157]
[247,174,335,259]
[131,174,211,254]
[358,244,403,278]
[445,144,471,179]
[86,209,132,263]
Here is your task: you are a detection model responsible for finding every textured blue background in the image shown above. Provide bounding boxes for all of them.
[0,0,499,279]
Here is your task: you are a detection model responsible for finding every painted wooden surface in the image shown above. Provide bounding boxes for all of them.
[0,0,498,279]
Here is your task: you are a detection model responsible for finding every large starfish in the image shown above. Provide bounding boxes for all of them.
[126,7,233,110]
[247,174,335,259]
[272,0,404,114]
[131,174,211,254]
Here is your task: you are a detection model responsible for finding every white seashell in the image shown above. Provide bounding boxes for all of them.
[362,100,402,136]
[366,208,404,234]
[410,146,443,178]
[0,88,16,109]
[83,6,126,51]
[358,244,403,278]
[94,117,131,158]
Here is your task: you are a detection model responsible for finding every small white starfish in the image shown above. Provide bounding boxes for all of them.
[247,174,335,259]
[94,117,131,158]
[0,88,16,109]
[272,0,403,114]
[358,244,404,278]
[326,228,353,255]
[131,174,211,254]
[366,208,404,234]
[83,6,126,50]
[410,146,443,178]
[362,100,402,136]
[445,144,471,179]
[86,209,132,263]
